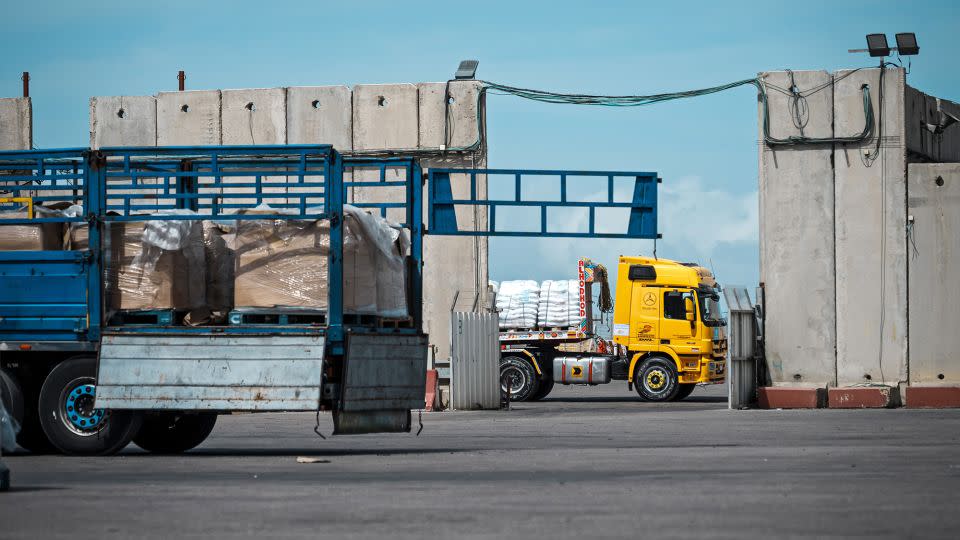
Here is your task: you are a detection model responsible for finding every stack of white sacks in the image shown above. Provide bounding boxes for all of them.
[538,280,580,328]
[493,279,581,329]
[494,280,540,328]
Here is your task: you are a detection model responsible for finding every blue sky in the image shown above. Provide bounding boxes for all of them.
[3,0,959,303]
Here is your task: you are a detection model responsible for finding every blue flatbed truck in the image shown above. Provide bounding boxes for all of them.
[0,144,660,455]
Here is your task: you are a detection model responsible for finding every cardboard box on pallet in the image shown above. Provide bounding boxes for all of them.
[0,210,63,250]
[105,218,206,311]
[231,206,407,316]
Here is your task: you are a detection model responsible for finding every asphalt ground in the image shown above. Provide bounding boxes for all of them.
[2,383,960,539]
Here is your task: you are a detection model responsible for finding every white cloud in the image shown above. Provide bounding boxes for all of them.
[659,175,758,260]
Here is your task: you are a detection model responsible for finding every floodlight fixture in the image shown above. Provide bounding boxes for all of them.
[866,34,890,57]
[455,60,479,80]
[895,33,919,55]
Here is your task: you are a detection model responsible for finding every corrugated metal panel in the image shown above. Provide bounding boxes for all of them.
[724,287,758,409]
[341,334,428,412]
[450,312,500,410]
[95,334,325,411]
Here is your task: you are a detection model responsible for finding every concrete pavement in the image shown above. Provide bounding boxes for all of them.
[2,384,959,539]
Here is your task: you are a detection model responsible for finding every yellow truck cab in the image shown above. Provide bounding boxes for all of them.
[612,256,726,400]
[498,256,726,403]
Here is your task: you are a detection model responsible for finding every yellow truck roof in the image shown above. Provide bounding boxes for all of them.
[618,255,715,289]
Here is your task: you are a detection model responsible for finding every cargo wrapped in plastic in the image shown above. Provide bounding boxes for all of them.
[105,211,206,311]
[202,220,236,313]
[0,209,63,250]
[231,205,408,317]
[537,279,580,328]
[496,280,539,328]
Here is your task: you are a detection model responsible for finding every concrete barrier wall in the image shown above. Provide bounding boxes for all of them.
[907,163,960,385]
[758,70,837,386]
[89,96,156,149]
[157,90,222,145]
[287,86,352,149]
[833,68,908,387]
[222,88,287,205]
[0,98,31,150]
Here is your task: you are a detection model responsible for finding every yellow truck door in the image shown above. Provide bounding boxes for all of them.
[659,289,701,356]
[626,284,660,349]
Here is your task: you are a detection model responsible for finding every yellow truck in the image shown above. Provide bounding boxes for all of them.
[499,257,726,402]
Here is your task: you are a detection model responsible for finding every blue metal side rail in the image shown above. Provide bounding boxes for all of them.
[428,168,659,239]
[0,146,426,354]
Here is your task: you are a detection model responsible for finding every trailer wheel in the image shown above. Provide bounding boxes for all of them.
[4,369,55,454]
[531,378,554,401]
[134,413,218,454]
[673,383,696,401]
[38,357,142,456]
[0,369,24,429]
[500,356,540,402]
[634,357,680,402]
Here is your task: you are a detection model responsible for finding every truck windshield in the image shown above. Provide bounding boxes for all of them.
[697,290,725,327]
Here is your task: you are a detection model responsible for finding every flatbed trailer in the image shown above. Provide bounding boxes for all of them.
[0,145,428,454]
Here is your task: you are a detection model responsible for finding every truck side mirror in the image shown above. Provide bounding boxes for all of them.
[684,297,695,322]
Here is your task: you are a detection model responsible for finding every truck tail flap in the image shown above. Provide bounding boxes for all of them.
[94,334,325,411]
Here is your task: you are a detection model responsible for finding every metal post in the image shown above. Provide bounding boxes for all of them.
[21,71,29,98]
[177,70,186,91]
[723,287,758,409]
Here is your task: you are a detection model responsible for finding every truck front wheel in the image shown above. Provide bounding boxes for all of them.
[673,383,696,401]
[38,357,142,456]
[634,357,680,402]
[134,413,218,454]
[500,356,540,402]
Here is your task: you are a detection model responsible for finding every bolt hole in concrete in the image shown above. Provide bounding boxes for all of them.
[864,374,872,381]
[793,374,802,381]
[935,175,945,187]
[447,96,456,105]
[245,102,256,112]
[939,373,945,380]
[180,104,189,113]
[311,99,321,109]
[117,108,125,119]
[377,96,387,107]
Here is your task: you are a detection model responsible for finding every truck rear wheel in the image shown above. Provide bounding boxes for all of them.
[500,356,540,402]
[673,383,696,401]
[134,412,218,454]
[3,369,55,454]
[0,369,24,429]
[38,357,142,456]
[531,378,554,401]
[634,357,680,402]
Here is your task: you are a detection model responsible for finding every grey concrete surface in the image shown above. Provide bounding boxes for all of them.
[758,70,837,387]
[907,163,960,384]
[834,68,908,387]
[3,384,959,539]
[352,83,418,151]
[0,97,31,150]
[89,95,157,149]
[286,86,352,150]
[157,90,222,145]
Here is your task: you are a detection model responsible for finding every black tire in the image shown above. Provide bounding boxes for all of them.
[8,370,56,454]
[0,369,24,427]
[634,357,680,402]
[673,383,696,401]
[38,357,142,456]
[500,355,540,402]
[134,412,218,454]
[530,378,555,401]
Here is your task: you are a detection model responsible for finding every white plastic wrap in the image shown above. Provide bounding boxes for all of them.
[537,279,580,328]
[231,204,409,317]
[105,210,206,311]
[496,280,540,328]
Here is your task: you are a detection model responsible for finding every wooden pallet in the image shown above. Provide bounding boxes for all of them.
[228,308,327,326]
[108,309,182,326]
